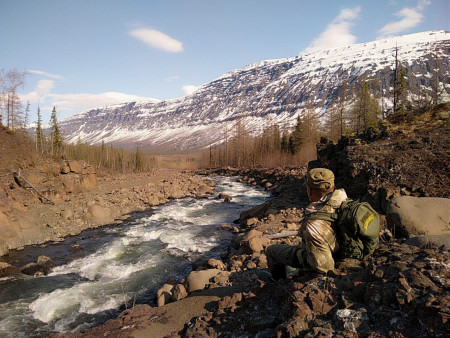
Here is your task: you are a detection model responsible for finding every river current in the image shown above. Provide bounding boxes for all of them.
[0,176,270,337]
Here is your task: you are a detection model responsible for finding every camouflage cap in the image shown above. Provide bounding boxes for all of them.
[306,168,335,189]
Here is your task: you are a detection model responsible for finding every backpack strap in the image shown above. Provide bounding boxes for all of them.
[304,211,338,223]
[304,198,354,224]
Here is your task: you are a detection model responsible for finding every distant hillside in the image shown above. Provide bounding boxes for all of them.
[60,30,450,151]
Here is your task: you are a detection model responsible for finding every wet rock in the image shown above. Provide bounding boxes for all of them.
[0,262,20,277]
[218,193,232,202]
[37,255,56,273]
[20,262,44,276]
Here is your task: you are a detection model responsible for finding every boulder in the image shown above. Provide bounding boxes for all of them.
[172,283,188,301]
[147,195,160,206]
[386,196,450,237]
[244,217,258,227]
[81,173,97,190]
[68,160,83,173]
[240,201,271,223]
[60,162,70,174]
[186,269,221,293]
[196,185,214,196]
[207,258,226,270]
[213,271,231,285]
[406,234,450,249]
[0,262,20,277]
[20,262,44,276]
[88,205,113,224]
[157,283,174,306]
[246,237,270,254]
[218,193,232,202]
[37,255,56,273]
[242,229,263,241]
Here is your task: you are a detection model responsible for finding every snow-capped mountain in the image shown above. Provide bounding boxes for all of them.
[61,30,449,150]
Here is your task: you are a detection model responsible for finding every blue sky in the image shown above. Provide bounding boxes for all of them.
[1,0,448,123]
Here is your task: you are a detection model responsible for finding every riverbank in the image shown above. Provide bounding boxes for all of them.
[0,165,215,258]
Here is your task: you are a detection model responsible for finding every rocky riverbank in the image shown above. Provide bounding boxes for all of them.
[50,167,449,337]
[51,109,449,337]
[0,162,215,258]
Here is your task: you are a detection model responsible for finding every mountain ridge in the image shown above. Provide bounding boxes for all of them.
[61,30,450,150]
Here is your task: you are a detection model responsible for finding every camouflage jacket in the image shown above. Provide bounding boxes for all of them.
[297,188,348,273]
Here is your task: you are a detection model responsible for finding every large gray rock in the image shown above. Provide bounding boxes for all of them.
[386,196,450,237]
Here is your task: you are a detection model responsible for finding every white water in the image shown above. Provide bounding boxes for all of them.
[0,176,269,337]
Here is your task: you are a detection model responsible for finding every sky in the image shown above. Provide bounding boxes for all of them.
[1,0,448,124]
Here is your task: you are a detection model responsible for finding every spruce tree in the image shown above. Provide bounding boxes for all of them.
[50,106,64,157]
[394,66,409,115]
[35,105,44,153]
[135,146,143,172]
[281,132,289,153]
[288,115,303,155]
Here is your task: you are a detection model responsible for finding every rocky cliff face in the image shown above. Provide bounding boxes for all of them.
[60,30,450,150]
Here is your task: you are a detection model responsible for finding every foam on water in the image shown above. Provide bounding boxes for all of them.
[0,176,270,336]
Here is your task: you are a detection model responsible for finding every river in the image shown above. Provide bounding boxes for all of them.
[0,176,270,337]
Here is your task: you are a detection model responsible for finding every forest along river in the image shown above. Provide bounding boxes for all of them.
[0,176,270,337]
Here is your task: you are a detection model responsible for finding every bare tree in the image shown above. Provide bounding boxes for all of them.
[0,70,26,130]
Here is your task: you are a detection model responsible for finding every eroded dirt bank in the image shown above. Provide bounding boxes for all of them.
[0,165,215,257]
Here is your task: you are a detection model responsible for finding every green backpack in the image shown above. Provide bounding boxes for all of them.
[305,199,380,259]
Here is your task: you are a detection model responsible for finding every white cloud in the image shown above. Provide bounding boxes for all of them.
[48,92,159,112]
[377,0,431,38]
[303,7,361,53]
[130,28,183,52]
[27,69,64,80]
[19,79,55,104]
[182,85,199,96]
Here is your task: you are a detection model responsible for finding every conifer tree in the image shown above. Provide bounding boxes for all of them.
[394,65,409,115]
[135,146,143,172]
[288,115,303,155]
[35,105,44,153]
[353,80,380,133]
[50,106,64,157]
[281,132,289,153]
